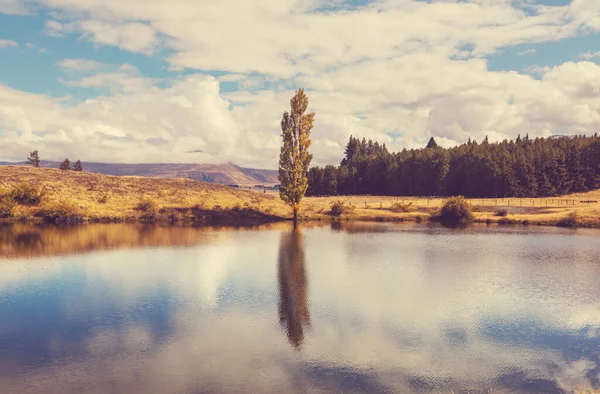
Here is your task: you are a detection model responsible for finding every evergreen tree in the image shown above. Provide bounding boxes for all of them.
[73,160,83,172]
[59,158,71,171]
[323,165,338,195]
[426,137,438,149]
[278,89,314,223]
[306,134,600,198]
[27,150,40,167]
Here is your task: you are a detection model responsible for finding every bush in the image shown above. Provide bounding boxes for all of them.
[136,197,159,213]
[557,211,580,227]
[0,196,16,218]
[439,196,473,223]
[329,200,355,217]
[37,200,83,223]
[390,202,415,213]
[494,208,508,217]
[8,183,45,206]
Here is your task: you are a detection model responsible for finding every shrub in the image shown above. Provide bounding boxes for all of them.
[136,197,159,213]
[439,196,473,223]
[8,183,45,206]
[329,200,355,217]
[557,211,580,227]
[390,202,415,213]
[0,196,16,218]
[494,208,508,217]
[37,200,83,223]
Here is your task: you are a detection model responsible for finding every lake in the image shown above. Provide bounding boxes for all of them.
[1,222,600,393]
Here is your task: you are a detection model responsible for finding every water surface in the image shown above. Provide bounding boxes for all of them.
[1,222,600,393]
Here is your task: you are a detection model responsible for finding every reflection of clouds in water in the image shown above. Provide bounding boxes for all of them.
[1,224,600,392]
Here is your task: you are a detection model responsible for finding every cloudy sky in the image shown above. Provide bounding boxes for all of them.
[0,0,599,168]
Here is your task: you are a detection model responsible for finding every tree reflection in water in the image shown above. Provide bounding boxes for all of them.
[277,226,311,350]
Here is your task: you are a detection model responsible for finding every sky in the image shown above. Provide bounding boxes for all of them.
[0,0,599,168]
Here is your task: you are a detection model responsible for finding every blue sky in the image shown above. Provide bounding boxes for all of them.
[1,0,600,166]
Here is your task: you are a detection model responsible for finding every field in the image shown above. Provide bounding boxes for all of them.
[302,193,600,226]
[1,166,599,227]
[0,166,289,224]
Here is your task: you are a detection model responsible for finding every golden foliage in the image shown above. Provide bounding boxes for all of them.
[278,88,314,220]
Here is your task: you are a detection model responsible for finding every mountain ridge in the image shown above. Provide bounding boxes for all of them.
[0,161,279,186]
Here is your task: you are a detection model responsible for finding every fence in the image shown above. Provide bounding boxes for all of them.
[313,196,592,210]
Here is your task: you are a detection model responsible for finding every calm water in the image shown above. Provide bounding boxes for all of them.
[2,222,600,393]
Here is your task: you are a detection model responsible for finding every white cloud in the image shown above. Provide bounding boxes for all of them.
[581,51,600,60]
[0,39,18,48]
[0,0,28,15]
[518,48,536,56]
[78,20,159,55]
[57,58,105,72]
[2,1,600,166]
[43,19,75,37]
[0,74,241,163]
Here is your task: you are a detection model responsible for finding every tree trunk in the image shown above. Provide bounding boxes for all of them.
[293,206,298,224]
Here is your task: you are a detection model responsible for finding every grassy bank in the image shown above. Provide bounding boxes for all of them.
[1,166,599,227]
[0,166,288,225]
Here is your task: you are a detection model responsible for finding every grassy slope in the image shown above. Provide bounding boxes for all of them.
[0,166,289,222]
[1,161,279,186]
[1,166,599,226]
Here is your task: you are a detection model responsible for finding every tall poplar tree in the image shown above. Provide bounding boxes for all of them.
[278,88,315,223]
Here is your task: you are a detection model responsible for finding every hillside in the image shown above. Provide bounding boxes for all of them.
[0,161,279,186]
[0,166,288,224]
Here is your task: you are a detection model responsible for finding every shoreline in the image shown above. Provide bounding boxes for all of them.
[2,210,599,229]
[1,166,598,229]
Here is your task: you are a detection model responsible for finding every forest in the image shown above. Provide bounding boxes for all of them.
[307,134,600,198]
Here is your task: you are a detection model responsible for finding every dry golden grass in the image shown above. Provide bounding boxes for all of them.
[1,165,599,227]
[300,193,600,226]
[0,166,290,222]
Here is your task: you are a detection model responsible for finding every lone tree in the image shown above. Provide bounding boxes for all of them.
[27,150,40,167]
[59,158,71,171]
[278,88,315,223]
[73,160,83,172]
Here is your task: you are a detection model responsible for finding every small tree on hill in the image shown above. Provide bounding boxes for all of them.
[59,158,71,171]
[278,88,315,223]
[27,150,40,167]
[73,160,83,172]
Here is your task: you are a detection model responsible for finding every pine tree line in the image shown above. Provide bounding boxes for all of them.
[307,134,600,198]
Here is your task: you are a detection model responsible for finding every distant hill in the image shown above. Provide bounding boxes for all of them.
[0,161,279,186]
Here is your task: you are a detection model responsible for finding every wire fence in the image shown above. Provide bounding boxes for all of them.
[309,196,599,209]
